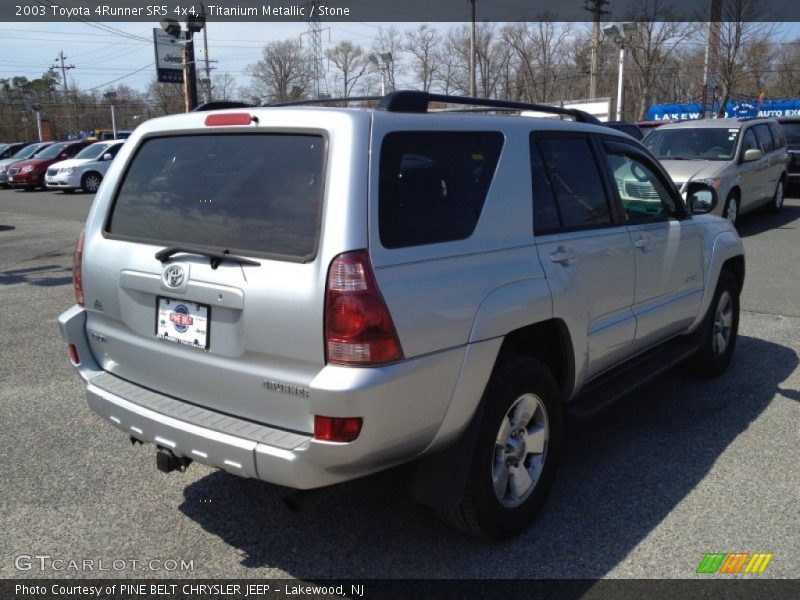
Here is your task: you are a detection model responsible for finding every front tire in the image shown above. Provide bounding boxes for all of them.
[724,193,739,227]
[81,172,102,193]
[691,269,740,378]
[768,179,784,213]
[440,356,563,539]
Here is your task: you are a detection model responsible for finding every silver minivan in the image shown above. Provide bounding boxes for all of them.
[643,118,789,225]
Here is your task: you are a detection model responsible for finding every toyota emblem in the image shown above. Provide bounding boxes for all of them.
[163,265,185,288]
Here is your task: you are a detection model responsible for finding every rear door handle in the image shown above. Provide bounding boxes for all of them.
[549,248,577,264]
[634,236,654,251]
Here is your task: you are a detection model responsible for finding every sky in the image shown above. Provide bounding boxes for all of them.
[0,20,425,95]
[1,20,799,97]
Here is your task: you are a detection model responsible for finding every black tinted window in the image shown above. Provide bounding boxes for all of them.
[107,134,325,261]
[535,136,611,228]
[379,131,503,248]
[530,141,560,233]
[754,124,775,153]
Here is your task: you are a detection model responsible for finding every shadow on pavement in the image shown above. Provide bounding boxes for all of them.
[0,264,72,287]
[736,202,799,238]
[179,335,797,578]
[0,225,14,232]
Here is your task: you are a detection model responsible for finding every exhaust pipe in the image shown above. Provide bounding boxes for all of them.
[156,447,192,473]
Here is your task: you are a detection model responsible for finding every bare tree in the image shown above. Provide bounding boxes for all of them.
[433,29,469,95]
[714,0,776,115]
[371,26,403,92]
[625,1,699,120]
[503,20,572,103]
[246,39,311,103]
[325,41,371,96]
[211,72,238,101]
[404,24,439,91]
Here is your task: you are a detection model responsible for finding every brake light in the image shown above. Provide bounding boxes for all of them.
[314,415,363,442]
[73,228,85,306]
[324,250,403,365]
[204,113,252,126]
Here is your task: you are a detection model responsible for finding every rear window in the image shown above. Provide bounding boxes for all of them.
[106,134,325,261]
[379,131,504,248]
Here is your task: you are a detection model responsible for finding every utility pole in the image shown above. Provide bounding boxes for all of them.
[701,0,722,119]
[50,50,75,97]
[584,0,609,99]
[200,3,212,102]
[469,0,477,97]
[307,1,325,98]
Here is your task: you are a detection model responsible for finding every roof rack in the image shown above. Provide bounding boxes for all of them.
[204,91,600,125]
[193,101,254,112]
[377,90,602,124]
[266,96,382,107]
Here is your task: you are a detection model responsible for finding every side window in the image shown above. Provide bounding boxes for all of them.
[534,136,611,229]
[107,144,122,158]
[379,131,503,248]
[741,128,759,157]
[769,122,786,148]
[604,146,678,221]
[530,141,560,234]
[754,124,775,153]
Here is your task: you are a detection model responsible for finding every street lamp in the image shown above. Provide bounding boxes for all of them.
[103,90,117,139]
[603,22,638,122]
[369,52,393,96]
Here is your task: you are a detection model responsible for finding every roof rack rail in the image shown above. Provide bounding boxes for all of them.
[266,96,383,107]
[377,90,602,124]
[193,101,255,112]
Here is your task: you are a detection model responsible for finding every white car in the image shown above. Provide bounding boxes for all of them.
[45,140,125,193]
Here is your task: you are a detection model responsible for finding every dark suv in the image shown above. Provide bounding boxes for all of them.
[778,118,800,191]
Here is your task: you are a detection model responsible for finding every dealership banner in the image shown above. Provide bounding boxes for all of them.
[648,99,800,122]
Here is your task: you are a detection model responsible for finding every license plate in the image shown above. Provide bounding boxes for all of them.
[156,297,210,349]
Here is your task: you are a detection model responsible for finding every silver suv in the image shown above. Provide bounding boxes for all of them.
[643,118,789,226]
[59,91,745,539]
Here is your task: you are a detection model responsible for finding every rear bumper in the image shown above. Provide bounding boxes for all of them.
[58,305,467,489]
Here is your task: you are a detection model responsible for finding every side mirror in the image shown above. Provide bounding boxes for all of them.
[103,153,113,161]
[743,148,763,162]
[686,182,718,215]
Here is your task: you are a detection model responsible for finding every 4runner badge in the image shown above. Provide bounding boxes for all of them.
[163,265,185,288]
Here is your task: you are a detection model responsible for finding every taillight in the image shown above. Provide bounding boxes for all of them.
[68,344,80,365]
[324,250,403,365]
[73,228,85,306]
[314,415,363,442]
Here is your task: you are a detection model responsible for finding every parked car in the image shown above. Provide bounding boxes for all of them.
[643,118,789,226]
[60,91,744,539]
[0,142,31,160]
[605,121,644,140]
[7,140,91,190]
[0,141,53,187]
[777,117,800,191]
[45,140,125,193]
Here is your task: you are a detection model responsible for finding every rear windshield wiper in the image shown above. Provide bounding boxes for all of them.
[155,246,261,269]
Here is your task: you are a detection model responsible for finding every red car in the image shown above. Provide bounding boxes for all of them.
[7,140,91,190]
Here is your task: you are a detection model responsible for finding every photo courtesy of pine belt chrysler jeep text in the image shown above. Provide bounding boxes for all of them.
[59,91,745,539]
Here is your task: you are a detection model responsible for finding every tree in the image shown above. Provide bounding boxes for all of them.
[625,0,699,119]
[713,0,777,114]
[246,39,311,103]
[404,24,439,91]
[371,26,403,92]
[326,41,370,96]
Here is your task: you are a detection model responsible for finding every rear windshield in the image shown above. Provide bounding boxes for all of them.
[643,128,739,161]
[106,134,326,261]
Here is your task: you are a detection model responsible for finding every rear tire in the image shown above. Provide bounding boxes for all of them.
[440,356,563,539]
[690,269,739,378]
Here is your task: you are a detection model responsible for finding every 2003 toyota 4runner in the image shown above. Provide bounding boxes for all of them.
[59,91,745,539]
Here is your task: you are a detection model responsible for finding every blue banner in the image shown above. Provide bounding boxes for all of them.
[647,99,800,121]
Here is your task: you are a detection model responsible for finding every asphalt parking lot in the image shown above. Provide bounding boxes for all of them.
[1,186,798,580]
